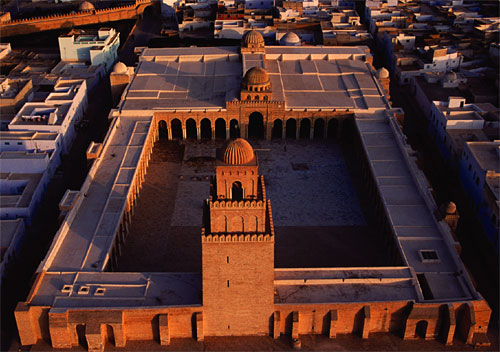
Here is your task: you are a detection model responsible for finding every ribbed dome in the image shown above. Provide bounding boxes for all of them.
[446,201,457,214]
[242,30,264,47]
[280,31,301,46]
[243,67,270,87]
[376,67,389,79]
[79,1,95,11]
[112,61,127,74]
[222,138,255,165]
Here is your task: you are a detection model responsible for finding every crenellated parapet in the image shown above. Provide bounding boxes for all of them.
[209,199,266,209]
[0,0,158,37]
[201,231,274,243]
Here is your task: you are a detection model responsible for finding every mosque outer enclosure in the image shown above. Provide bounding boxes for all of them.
[14,31,492,351]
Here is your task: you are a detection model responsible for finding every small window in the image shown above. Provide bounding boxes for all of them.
[4,142,9,145]
[226,256,229,263]
[227,280,230,287]
[17,142,22,145]
[419,250,440,263]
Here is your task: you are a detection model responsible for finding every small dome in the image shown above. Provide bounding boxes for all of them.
[221,138,255,165]
[446,201,457,214]
[112,61,127,74]
[242,30,264,47]
[243,67,270,89]
[79,1,95,11]
[376,67,389,79]
[280,32,301,46]
[444,71,457,82]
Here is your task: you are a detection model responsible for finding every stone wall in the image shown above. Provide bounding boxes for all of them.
[202,236,275,336]
[0,0,157,38]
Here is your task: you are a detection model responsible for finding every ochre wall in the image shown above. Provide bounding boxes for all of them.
[202,238,275,336]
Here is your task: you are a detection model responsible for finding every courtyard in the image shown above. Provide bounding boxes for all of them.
[117,138,390,272]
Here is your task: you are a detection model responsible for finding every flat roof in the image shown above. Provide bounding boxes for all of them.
[356,113,476,302]
[467,141,500,173]
[122,46,387,111]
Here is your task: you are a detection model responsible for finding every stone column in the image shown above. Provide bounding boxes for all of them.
[182,127,187,140]
[266,122,272,141]
[49,309,72,348]
[196,126,201,140]
[309,127,314,140]
[295,124,300,140]
[111,324,126,348]
[226,127,230,140]
[211,128,215,140]
[241,123,248,139]
[323,121,328,139]
[282,123,286,139]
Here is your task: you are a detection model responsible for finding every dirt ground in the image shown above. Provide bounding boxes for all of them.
[117,139,389,272]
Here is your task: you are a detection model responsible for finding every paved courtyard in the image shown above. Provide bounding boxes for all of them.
[117,139,388,272]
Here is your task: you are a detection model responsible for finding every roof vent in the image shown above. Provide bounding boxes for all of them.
[61,284,73,294]
[94,287,106,296]
[78,285,90,295]
[419,249,440,263]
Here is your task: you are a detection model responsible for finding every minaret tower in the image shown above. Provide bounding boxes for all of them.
[202,139,275,336]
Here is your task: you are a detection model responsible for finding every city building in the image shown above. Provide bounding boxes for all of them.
[0,151,53,224]
[0,218,25,283]
[57,28,120,73]
[459,141,500,251]
[8,79,87,154]
[14,31,492,351]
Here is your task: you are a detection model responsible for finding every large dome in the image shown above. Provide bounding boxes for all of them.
[242,30,264,47]
[221,138,255,165]
[112,61,128,74]
[280,31,301,46]
[243,67,270,90]
[79,1,95,11]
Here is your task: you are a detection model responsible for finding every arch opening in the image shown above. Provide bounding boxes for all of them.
[286,119,296,139]
[215,118,226,139]
[230,119,240,139]
[171,119,182,139]
[248,112,264,139]
[415,320,428,339]
[201,118,211,140]
[299,119,311,139]
[314,119,325,139]
[158,120,168,139]
[186,119,197,139]
[272,119,283,139]
[342,118,355,143]
[232,181,243,201]
[327,119,338,140]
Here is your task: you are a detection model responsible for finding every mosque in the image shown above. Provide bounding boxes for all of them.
[14,31,491,351]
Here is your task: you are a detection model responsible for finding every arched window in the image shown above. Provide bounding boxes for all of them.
[254,95,259,100]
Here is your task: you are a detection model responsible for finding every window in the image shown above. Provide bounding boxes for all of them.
[227,280,230,287]
[78,286,90,295]
[226,256,229,263]
[4,142,9,145]
[17,142,22,145]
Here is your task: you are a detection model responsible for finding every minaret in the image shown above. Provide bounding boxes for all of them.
[201,139,275,336]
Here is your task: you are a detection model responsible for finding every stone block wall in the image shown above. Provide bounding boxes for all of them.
[202,236,274,336]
